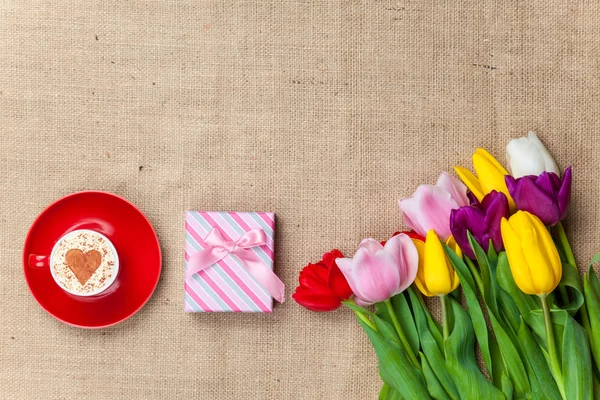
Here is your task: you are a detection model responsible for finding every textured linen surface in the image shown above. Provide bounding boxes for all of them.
[1,1,600,399]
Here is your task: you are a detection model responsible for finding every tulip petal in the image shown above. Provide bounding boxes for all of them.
[400,207,423,237]
[524,212,562,292]
[322,249,344,269]
[467,192,480,205]
[400,230,426,242]
[446,235,463,259]
[424,230,454,296]
[501,216,536,295]
[506,137,548,178]
[557,166,572,220]
[534,171,561,198]
[501,211,562,295]
[353,247,401,304]
[454,166,485,202]
[506,174,559,226]
[475,148,510,175]
[481,191,509,252]
[358,238,384,255]
[504,174,518,195]
[527,132,560,176]
[336,247,401,305]
[384,233,419,293]
[449,206,486,259]
[298,263,330,293]
[294,250,352,311]
[450,270,460,292]
[335,257,367,301]
[327,261,353,299]
[446,235,462,291]
[400,185,457,240]
[520,213,558,294]
[354,296,374,307]
[411,238,434,297]
[292,288,341,312]
[473,149,515,211]
[436,171,470,207]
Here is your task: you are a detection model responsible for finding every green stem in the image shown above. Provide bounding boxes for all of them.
[384,299,421,370]
[540,294,567,400]
[556,221,577,268]
[440,294,450,342]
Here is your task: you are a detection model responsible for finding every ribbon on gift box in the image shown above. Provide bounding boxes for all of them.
[185,227,285,303]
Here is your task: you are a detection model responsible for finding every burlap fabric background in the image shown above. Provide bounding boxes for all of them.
[2,1,600,399]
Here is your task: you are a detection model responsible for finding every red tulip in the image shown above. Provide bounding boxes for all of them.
[381,231,425,245]
[293,249,353,312]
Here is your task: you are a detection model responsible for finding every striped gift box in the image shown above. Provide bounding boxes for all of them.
[184,211,275,312]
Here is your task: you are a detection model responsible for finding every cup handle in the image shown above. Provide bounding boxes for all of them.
[29,254,49,268]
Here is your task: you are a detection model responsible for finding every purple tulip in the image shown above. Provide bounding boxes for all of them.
[505,167,572,226]
[450,191,509,259]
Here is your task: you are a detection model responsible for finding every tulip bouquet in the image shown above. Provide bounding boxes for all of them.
[293,132,600,400]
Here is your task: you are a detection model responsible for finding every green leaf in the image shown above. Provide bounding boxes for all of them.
[376,302,388,318]
[471,247,531,397]
[449,285,462,301]
[444,298,505,400]
[472,244,533,396]
[487,308,531,398]
[408,288,460,400]
[490,335,507,390]
[500,371,514,400]
[343,300,371,315]
[556,262,585,315]
[379,383,404,400]
[588,254,600,293]
[444,244,494,379]
[517,317,562,400]
[457,246,534,397]
[465,256,485,294]
[487,239,498,268]
[468,232,499,316]
[376,293,420,357]
[593,372,600,400]
[562,315,593,400]
[584,265,600,377]
[393,292,427,359]
[372,314,403,346]
[410,288,444,350]
[496,252,546,338]
[421,352,452,400]
[497,289,522,334]
[356,316,432,399]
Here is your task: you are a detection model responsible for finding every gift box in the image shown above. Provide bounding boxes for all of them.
[184,211,283,312]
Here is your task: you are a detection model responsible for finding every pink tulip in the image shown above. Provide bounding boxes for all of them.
[399,172,469,240]
[335,234,418,305]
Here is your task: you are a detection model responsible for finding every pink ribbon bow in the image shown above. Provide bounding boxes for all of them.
[185,228,285,303]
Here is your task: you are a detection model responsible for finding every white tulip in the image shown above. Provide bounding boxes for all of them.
[506,131,560,178]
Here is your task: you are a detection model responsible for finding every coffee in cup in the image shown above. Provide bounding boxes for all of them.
[49,229,119,296]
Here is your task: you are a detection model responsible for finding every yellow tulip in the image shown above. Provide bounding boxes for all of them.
[412,230,461,297]
[500,211,562,295]
[454,148,516,212]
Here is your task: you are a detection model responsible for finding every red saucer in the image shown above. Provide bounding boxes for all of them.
[23,191,162,328]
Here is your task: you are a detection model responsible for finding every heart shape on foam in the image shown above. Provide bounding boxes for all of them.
[65,249,102,285]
